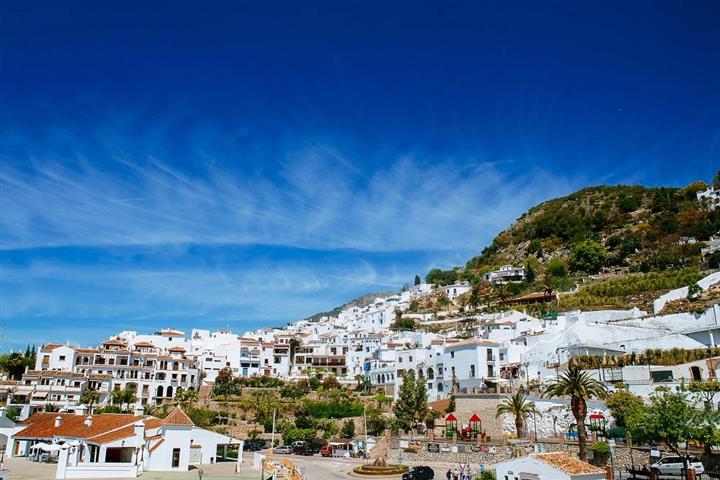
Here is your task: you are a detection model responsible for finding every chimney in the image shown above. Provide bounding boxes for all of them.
[54,415,63,428]
[133,420,145,438]
[84,416,93,427]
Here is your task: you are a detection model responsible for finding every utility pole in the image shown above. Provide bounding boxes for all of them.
[270,409,276,455]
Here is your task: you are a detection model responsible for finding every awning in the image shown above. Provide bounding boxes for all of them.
[469,414,481,422]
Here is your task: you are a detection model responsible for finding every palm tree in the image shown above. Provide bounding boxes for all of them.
[543,365,607,461]
[80,388,101,414]
[495,392,537,438]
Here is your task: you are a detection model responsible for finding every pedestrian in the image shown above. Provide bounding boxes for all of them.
[446,469,452,480]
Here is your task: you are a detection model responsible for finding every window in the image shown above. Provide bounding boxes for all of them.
[450,351,455,358]
[470,365,476,378]
[171,448,181,467]
[59,356,66,361]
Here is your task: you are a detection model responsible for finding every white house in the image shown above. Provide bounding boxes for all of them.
[484,266,526,284]
[7,407,242,478]
[495,452,606,480]
[443,282,471,300]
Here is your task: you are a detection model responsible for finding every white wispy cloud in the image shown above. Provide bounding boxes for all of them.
[0,124,581,252]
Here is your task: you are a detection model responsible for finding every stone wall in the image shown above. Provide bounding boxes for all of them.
[397,440,699,471]
[451,394,506,441]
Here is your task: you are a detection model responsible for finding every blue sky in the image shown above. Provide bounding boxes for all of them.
[1,1,718,350]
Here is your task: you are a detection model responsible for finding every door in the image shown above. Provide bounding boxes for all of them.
[172,448,181,468]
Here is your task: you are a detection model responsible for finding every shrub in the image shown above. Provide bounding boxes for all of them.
[305,399,364,419]
[341,419,356,438]
[546,257,568,278]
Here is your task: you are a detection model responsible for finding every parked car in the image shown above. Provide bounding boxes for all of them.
[651,456,705,476]
[320,445,333,457]
[292,445,315,456]
[402,466,434,480]
[244,439,266,452]
[273,445,292,454]
[427,443,440,453]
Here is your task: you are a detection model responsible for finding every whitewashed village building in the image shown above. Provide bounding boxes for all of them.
[5,407,242,478]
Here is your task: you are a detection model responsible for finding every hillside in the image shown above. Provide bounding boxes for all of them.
[467,183,718,273]
[304,290,395,322]
[422,178,720,313]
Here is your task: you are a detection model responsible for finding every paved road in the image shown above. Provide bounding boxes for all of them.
[2,452,479,479]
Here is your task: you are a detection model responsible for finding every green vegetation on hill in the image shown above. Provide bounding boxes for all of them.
[559,268,703,310]
[467,182,718,273]
[421,176,720,313]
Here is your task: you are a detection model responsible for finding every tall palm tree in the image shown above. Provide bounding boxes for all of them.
[495,392,537,438]
[543,365,607,461]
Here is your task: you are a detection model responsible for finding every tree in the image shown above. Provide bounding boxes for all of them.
[44,403,59,412]
[390,317,416,331]
[687,283,703,301]
[495,392,537,438]
[365,407,387,436]
[354,374,372,395]
[543,366,608,461]
[111,388,137,410]
[626,388,704,478]
[569,240,607,274]
[322,375,341,391]
[605,389,644,428]
[525,260,536,283]
[80,388,101,414]
[688,380,720,409]
[546,257,568,278]
[393,370,418,432]
[175,387,199,408]
[414,275,421,286]
[341,419,356,438]
[714,169,720,190]
[0,352,32,380]
[414,373,428,426]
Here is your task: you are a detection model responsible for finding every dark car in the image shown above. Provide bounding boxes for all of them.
[402,466,434,480]
[244,439,266,452]
[427,443,440,453]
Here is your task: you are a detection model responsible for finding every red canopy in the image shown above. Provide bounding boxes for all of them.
[469,414,481,422]
[589,414,605,419]
[445,413,457,422]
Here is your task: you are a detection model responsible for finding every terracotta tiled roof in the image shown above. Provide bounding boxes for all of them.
[168,346,186,352]
[159,329,185,337]
[133,342,156,348]
[532,452,605,475]
[75,348,99,354]
[162,407,194,426]
[445,339,498,350]
[149,438,164,452]
[40,343,63,353]
[88,424,136,444]
[101,339,126,347]
[144,418,164,430]
[14,413,140,442]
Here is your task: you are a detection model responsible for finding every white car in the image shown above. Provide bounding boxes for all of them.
[273,445,292,454]
[651,456,704,476]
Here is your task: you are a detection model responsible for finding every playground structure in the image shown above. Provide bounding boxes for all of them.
[443,412,489,443]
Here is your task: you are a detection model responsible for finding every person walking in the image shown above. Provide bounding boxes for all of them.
[446,469,452,480]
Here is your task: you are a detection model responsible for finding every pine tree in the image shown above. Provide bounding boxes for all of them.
[414,275,421,286]
[414,374,428,425]
[393,370,417,432]
[24,345,31,358]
